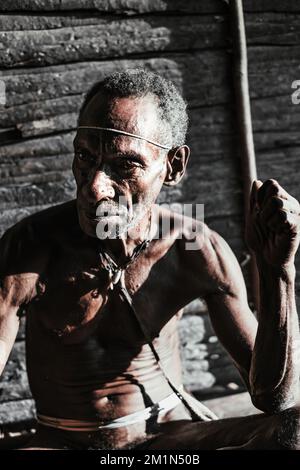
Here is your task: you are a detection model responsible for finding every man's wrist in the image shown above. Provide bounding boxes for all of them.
[255,255,296,282]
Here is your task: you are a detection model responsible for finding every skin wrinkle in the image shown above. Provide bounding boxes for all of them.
[250,263,295,399]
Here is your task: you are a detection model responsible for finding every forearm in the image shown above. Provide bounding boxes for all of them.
[250,259,300,412]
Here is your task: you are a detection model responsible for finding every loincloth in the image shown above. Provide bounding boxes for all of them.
[36,385,217,433]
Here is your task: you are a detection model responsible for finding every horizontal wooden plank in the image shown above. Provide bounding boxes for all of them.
[1,10,300,36]
[0,178,75,211]
[0,154,73,185]
[2,39,297,117]
[0,11,299,70]
[1,11,300,53]
[0,16,228,69]
[243,1,300,12]
[0,0,225,14]
[0,52,230,114]
[0,10,222,32]
[0,133,74,161]
[0,0,299,14]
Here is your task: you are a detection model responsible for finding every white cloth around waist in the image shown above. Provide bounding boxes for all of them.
[36,385,217,432]
[36,390,182,432]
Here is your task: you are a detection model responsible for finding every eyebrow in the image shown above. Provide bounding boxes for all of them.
[115,151,145,161]
[73,142,146,163]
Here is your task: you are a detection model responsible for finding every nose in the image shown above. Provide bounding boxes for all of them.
[82,169,115,203]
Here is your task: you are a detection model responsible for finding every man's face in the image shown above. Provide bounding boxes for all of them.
[73,92,168,238]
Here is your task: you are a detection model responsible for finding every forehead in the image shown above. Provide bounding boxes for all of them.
[79,92,160,136]
[75,92,162,157]
[73,130,155,161]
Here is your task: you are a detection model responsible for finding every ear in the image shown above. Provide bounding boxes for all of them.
[163,145,190,187]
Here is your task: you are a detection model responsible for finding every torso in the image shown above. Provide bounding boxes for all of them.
[15,200,204,447]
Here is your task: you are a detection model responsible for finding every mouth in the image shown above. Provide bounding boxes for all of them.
[83,207,125,221]
[78,200,129,223]
[85,211,121,221]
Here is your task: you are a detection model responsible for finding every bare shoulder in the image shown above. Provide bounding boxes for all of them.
[0,200,78,305]
[165,210,247,298]
[1,199,78,250]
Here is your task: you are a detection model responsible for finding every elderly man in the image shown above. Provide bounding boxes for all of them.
[0,70,300,450]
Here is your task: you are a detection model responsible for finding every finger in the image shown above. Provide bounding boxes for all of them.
[256,179,277,207]
[258,179,297,210]
[257,179,286,208]
[266,210,299,233]
[260,197,299,222]
[250,180,263,212]
[259,196,279,222]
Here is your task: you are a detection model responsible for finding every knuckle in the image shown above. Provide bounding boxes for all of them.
[265,178,279,187]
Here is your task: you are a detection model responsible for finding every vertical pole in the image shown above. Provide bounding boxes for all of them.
[229,0,259,311]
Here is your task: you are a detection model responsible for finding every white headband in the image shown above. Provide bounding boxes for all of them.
[77,126,171,150]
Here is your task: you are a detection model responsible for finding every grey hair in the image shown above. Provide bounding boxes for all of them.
[79,69,189,148]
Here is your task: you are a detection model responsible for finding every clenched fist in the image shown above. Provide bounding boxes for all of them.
[245,179,300,268]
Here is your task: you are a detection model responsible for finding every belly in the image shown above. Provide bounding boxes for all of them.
[25,310,183,421]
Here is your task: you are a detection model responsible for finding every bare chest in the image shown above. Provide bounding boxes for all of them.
[27,247,191,345]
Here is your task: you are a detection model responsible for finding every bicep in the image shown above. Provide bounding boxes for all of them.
[0,224,41,375]
[0,273,34,376]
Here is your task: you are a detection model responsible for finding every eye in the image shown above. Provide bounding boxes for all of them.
[75,150,95,165]
[115,157,142,172]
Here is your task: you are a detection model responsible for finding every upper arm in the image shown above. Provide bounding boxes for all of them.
[190,227,258,387]
[0,291,20,376]
[0,223,42,375]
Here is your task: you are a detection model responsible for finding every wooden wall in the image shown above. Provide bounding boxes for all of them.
[0,0,300,432]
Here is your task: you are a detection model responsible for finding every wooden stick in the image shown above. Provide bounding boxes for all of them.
[229,0,259,311]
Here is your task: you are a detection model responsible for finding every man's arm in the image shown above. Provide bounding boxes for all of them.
[192,180,300,413]
[249,260,299,412]
[0,292,20,376]
[0,224,42,376]
[245,179,300,411]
